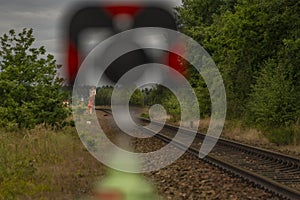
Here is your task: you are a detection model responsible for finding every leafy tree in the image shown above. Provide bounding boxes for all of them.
[188,67,210,117]
[95,86,143,106]
[176,0,237,117]
[206,0,300,117]
[141,87,152,105]
[0,28,69,129]
[130,89,143,106]
[178,0,300,118]
[177,0,300,144]
[95,86,113,106]
[143,85,181,121]
[177,0,237,43]
[246,36,300,142]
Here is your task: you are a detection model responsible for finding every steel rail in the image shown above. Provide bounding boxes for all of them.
[96,108,300,199]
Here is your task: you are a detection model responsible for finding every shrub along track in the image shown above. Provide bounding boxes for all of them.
[97,108,298,199]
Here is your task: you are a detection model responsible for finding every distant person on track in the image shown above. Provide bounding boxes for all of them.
[88,97,94,114]
[88,86,96,114]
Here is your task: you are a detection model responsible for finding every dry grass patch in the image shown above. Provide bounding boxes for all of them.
[0,126,105,200]
[222,123,269,145]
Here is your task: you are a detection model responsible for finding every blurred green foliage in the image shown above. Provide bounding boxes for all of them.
[0,28,70,130]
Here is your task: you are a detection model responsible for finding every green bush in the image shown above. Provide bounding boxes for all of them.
[267,128,294,145]
[244,58,300,145]
[246,60,299,128]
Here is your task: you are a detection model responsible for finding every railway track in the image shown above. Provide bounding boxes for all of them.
[97,108,300,200]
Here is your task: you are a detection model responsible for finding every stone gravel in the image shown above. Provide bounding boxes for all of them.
[97,109,284,200]
[134,132,283,200]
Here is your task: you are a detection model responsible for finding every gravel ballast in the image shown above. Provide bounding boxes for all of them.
[97,110,283,200]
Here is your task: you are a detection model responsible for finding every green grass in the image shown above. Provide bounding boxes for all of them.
[0,126,104,200]
[0,129,50,199]
[140,113,150,119]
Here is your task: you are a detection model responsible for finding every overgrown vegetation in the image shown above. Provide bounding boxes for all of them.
[95,86,143,106]
[95,85,182,121]
[94,1,300,145]
[176,0,300,144]
[0,28,70,130]
[0,126,104,199]
[0,2,299,198]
